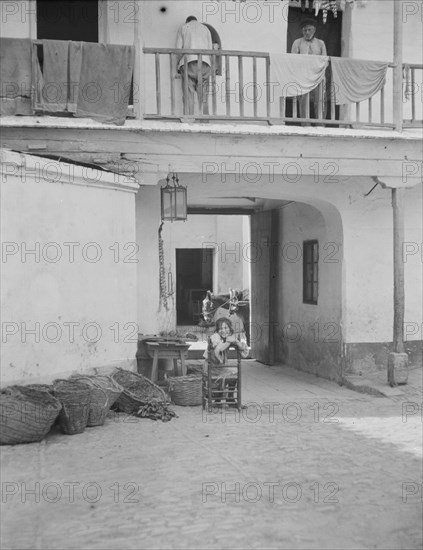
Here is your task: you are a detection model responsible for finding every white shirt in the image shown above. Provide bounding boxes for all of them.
[291,37,327,56]
[176,20,212,69]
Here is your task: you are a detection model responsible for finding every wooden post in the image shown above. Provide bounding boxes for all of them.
[133,0,144,119]
[392,188,405,353]
[268,209,279,366]
[393,0,403,131]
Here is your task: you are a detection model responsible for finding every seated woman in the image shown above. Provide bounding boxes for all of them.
[203,317,249,403]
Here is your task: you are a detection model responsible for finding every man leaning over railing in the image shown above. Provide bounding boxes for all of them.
[175,16,213,116]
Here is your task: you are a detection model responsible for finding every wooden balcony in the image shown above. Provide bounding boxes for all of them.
[1,37,421,132]
[143,47,422,130]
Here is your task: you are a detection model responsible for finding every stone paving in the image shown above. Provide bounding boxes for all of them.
[1,362,422,550]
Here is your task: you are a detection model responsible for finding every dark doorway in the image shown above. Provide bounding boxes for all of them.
[286,6,343,121]
[176,248,214,325]
[37,0,98,42]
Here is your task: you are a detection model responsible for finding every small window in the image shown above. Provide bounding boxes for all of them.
[303,240,318,305]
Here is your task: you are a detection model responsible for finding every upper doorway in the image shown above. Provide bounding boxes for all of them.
[286,5,343,121]
[37,0,98,41]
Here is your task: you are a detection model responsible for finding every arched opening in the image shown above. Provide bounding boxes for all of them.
[142,176,345,381]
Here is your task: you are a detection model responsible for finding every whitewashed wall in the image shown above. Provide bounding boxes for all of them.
[0,151,138,385]
[340,181,422,345]
[276,200,343,379]
[346,0,423,124]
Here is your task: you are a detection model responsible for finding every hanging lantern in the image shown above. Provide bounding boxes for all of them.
[161,172,187,222]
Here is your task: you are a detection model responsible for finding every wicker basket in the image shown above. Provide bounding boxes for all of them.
[71,375,122,426]
[52,380,91,435]
[24,384,53,393]
[87,375,122,408]
[111,369,167,415]
[168,375,203,406]
[0,386,62,445]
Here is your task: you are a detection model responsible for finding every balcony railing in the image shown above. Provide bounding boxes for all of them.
[403,64,423,128]
[1,37,421,131]
[143,47,422,130]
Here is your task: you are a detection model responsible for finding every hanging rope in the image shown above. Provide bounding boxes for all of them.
[158,222,168,311]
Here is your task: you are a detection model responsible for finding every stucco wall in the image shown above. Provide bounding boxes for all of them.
[350,0,423,64]
[135,185,162,334]
[1,152,138,385]
[345,0,423,123]
[0,0,34,38]
[276,201,343,380]
[403,183,423,345]
[340,181,422,371]
[340,182,422,346]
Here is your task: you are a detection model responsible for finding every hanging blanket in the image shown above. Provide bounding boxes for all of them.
[33,40,70,113]
[270,53,329,98]
[0,38,33,115]
[67,42,83,113]
[75,42,134,125]
[32,40,133,124]
[331,57,388,105]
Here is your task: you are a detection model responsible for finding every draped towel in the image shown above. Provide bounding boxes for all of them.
[74,42,134,125]
[32,40,134,125]
[270,53,329,98]
[331,57,388,105]
[34,40,71,113]
[0,38,33,115]
[33,40,83,113]
[67,42,83,113]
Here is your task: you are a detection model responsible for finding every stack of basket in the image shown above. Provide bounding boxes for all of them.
[70,375,122,426]
[0,386,62,445]
[52,379,92,435]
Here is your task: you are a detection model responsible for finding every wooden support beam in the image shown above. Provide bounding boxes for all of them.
[133,0,143,120]
[393,0,404,131]
[268,209,279,366]
[392,188,405,353]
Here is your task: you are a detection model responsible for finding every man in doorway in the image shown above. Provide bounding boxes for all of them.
[176,16,213,116]
[291,18,327,120]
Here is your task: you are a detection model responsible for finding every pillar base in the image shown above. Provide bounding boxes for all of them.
[387,352,409,387]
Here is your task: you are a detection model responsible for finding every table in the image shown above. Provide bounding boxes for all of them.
[146,341,191,383]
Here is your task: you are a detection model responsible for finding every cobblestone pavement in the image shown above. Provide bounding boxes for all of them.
[1,362,422,550]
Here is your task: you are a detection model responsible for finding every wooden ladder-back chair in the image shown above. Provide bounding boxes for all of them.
[202,336,242,412]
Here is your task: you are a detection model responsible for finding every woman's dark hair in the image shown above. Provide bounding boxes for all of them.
[215,317,233,333]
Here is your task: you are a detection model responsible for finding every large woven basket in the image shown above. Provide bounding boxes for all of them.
[25,384,53,393]
[168,375,203,406]
[0,386,62,445]
[71,375,122,426]
[87,375,122,410]
[52,380,91,435]
[111,369,167,415]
